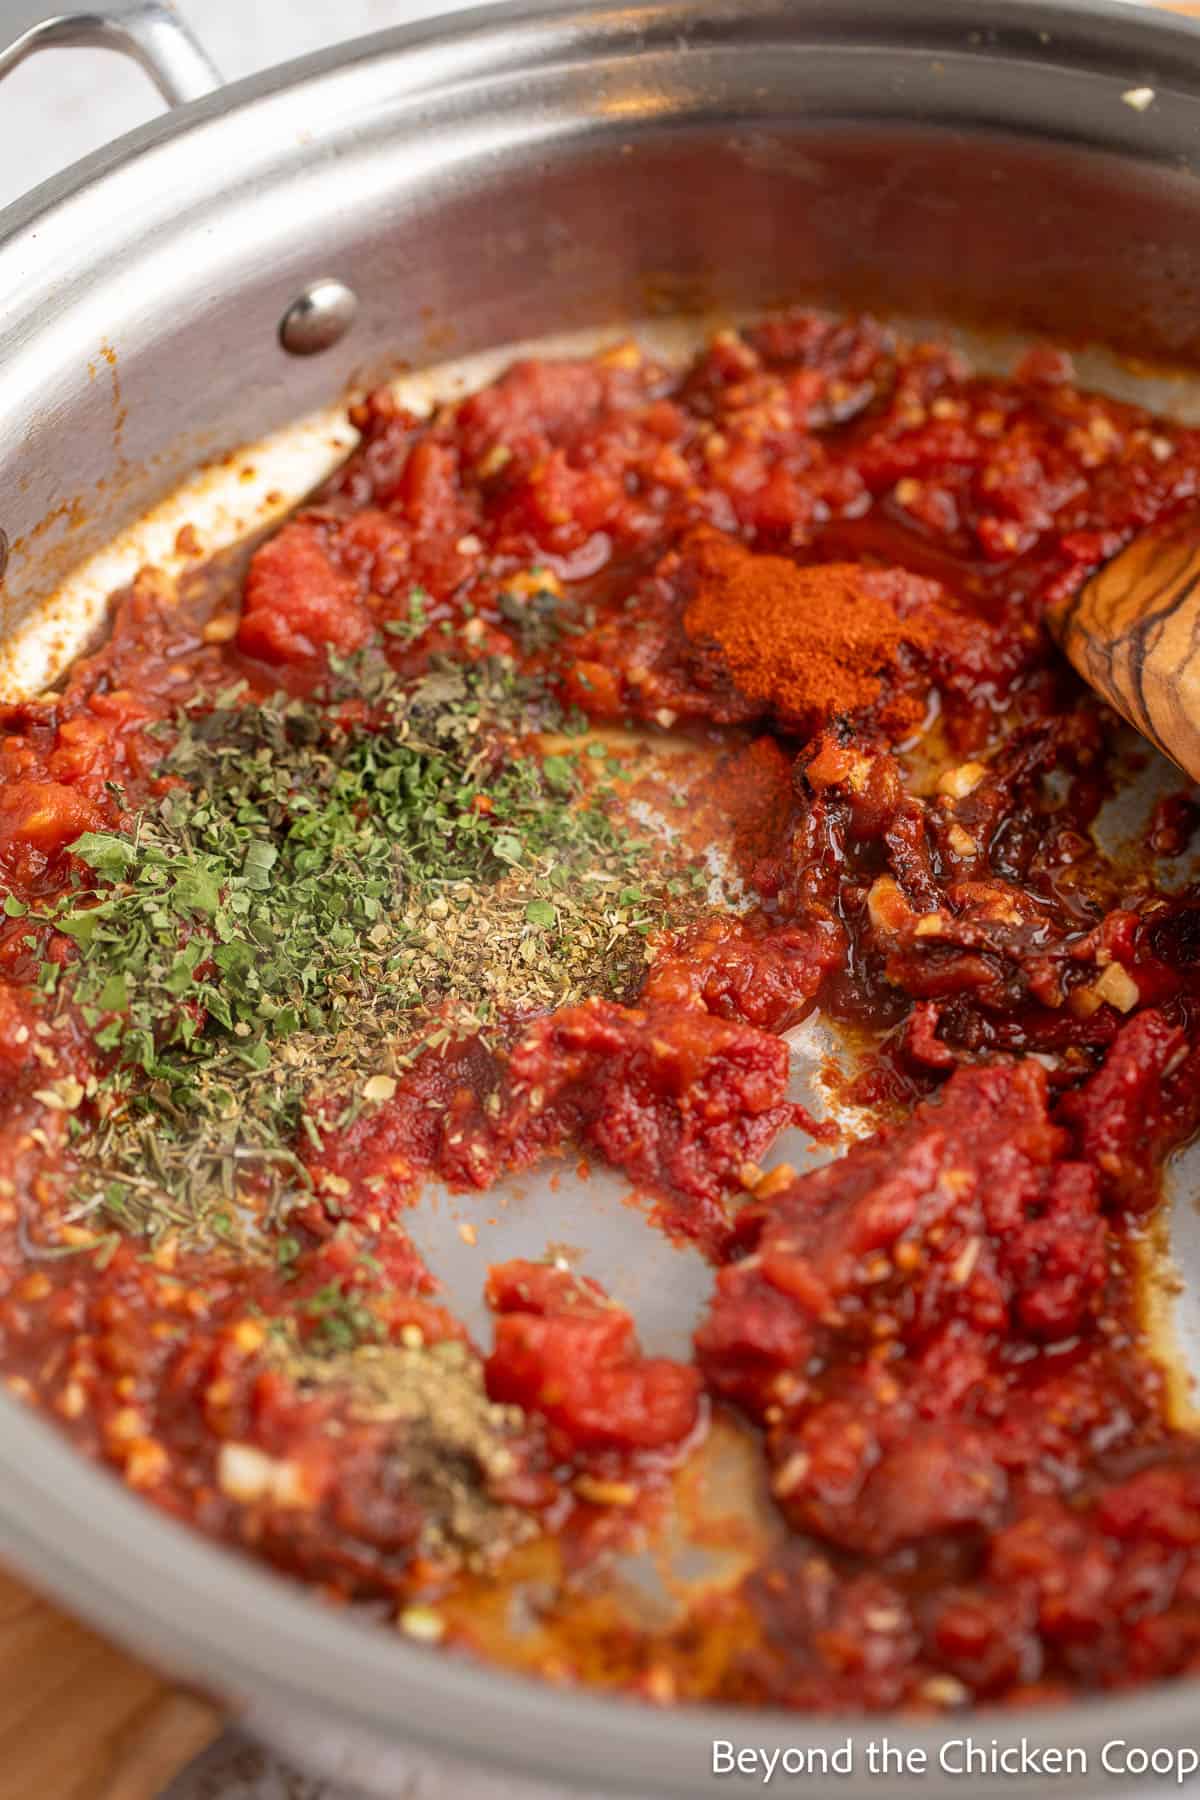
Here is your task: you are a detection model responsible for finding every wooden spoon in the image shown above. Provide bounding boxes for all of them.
[1042,1,1200,775]
[1049,515,1200,781]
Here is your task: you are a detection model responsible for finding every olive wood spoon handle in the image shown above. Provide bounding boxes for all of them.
[1048,0,1200,774]
[1049,515,1200,782]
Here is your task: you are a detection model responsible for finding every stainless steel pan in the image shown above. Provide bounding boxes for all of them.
[4,3,1200,1793]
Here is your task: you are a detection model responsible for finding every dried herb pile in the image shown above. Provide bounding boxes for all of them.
[30,659,699,1250]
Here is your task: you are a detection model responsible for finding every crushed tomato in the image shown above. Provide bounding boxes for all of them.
[2,312,1200,1711]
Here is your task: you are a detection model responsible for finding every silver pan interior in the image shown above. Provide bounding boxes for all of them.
[5,2,1200,1794]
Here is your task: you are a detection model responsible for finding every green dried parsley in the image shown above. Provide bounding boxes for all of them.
[35,657,698,1250]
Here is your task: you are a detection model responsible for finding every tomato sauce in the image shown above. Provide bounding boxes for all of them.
[3,312,1200,1711]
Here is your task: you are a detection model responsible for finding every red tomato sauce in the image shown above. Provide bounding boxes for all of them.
[2,313,1200,1709]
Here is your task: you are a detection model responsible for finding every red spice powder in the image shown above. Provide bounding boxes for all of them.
[680,528,929,730]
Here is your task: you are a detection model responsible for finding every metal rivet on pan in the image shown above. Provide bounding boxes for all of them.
[279,279,358,355]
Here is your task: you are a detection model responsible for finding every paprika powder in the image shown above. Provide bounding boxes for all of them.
[680,526,930,732]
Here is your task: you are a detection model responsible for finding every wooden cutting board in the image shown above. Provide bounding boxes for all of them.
[0,1568,219,1800]
[5,3,1200,1794]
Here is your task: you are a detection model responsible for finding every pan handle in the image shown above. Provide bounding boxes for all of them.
[0,1,220,105]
